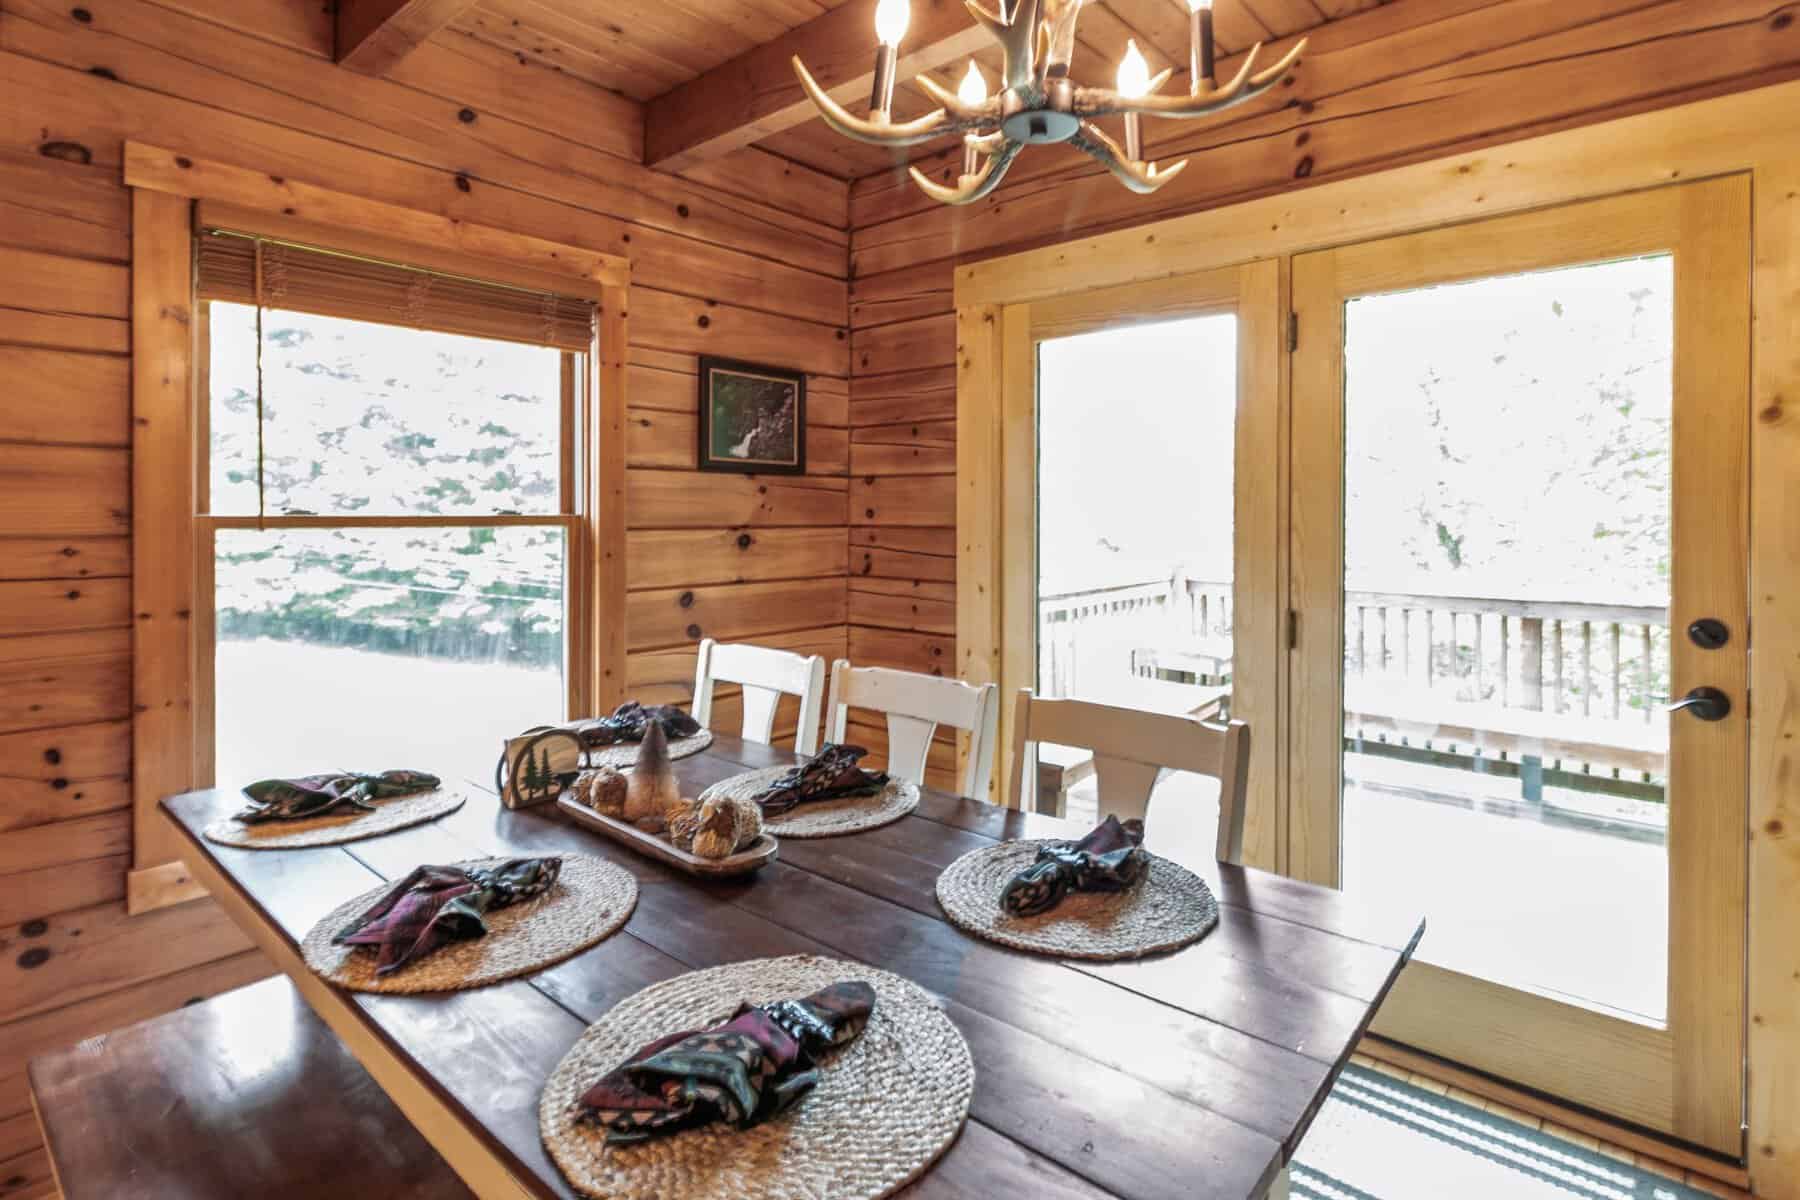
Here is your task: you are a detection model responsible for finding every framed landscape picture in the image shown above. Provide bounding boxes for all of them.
[697,356,807,475]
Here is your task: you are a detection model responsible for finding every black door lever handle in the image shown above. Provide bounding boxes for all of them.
[1667,687,1731,722]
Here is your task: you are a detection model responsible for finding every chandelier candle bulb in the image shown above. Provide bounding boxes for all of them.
[958,61,988,176]
[1188,0,1215,90]
[1117,39,1150,162]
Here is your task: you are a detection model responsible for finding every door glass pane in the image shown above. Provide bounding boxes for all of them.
[207,303,565,518]
[1035,315,1235,852]
[1341,256,1673,1022]
[213,525,567,789]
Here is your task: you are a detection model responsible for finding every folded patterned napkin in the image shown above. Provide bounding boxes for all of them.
[566,701,702,749]
[999,815,1149,917]
[233,769,441,824]
[754,744,889,817]
[575,981,876,1144]
[332,857,562,976]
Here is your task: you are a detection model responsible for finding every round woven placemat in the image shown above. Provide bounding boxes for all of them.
[934,840,1219,961]
[586,729,714,770]
[202,787,467,850]
[301,855,637,994]
[698,767,919,839]
[539,954,973,1200]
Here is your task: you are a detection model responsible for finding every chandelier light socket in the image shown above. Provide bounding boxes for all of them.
[1190,2,1215,90]
[869,42,899,117]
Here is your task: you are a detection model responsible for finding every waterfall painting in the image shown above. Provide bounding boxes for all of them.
[697,356,807,475]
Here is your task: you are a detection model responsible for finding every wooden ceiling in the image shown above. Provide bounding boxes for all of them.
[451,0,857,101]
[338,0,1377,180]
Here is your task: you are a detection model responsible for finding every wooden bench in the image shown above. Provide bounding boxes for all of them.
[28,975,473,1200]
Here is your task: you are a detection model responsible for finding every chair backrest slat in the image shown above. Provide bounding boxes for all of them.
[826,661,999,799]
[692,639,828,755]
[1007,688,1251,865]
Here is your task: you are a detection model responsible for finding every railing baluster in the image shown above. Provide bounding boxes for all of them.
[1355,605,1367,679]
[1424,609,1434,689]
[1474,613,1485,703]
[1582,620,1593,717]
[1520,616,1544,712]
[1551,620,1565,715]
[1500,616,1511,708]
[1620,626,1634,719]
[1641,623,1654,724]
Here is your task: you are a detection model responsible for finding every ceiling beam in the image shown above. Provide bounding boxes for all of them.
[645,0,991,172]
[335,0,479,76]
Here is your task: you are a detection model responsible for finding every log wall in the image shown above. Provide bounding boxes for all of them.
[842,0,1800,796]
[0,2,848,1193]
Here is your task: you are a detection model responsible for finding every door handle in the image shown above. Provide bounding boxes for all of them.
[1667,686,1731,722]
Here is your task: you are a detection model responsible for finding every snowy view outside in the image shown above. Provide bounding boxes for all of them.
[1342,256,1674,1020]
[1036,314,1237,713]
[207,304,569,789]
[1343,256,1672,617]
[1037,315,1237,598]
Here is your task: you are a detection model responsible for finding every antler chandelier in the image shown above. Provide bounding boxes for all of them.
[793,0,1306,206]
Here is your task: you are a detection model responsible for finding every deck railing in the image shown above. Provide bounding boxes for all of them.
[1038,573,1670,799]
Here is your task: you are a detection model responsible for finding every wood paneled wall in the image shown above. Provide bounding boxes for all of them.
[842,0,1800,799]
[0,2,848,1194]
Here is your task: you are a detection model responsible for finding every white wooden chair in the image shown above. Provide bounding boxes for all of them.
[1007,688,1252,865]
[691,638,828,755]
[824,661,999,800]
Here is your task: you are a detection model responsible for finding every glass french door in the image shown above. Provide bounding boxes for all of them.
[1289,179,1750,1153]
[997,262,1286,867]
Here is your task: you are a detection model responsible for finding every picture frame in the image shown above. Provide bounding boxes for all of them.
[697,356,807,475]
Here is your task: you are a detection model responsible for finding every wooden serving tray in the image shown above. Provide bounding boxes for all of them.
[556,795,778,877]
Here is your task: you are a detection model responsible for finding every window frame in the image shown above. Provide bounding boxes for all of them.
[126,149,629,914]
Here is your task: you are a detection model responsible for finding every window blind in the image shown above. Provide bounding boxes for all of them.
[195,228,596,352]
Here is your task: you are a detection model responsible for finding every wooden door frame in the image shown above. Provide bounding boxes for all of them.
[958,262,1289,871]
[1288,178,1750,1153]
[125,142,630,915]
[955,78,1800,1192]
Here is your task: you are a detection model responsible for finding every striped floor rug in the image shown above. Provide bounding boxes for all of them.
[1292,1066,1710,1200]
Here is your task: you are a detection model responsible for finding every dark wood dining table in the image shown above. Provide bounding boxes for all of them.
[163,735,1424,1200]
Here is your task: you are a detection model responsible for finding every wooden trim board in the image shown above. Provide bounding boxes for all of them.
[129,188,195,881]
[129,144,628,294]
[125,859,207,915]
